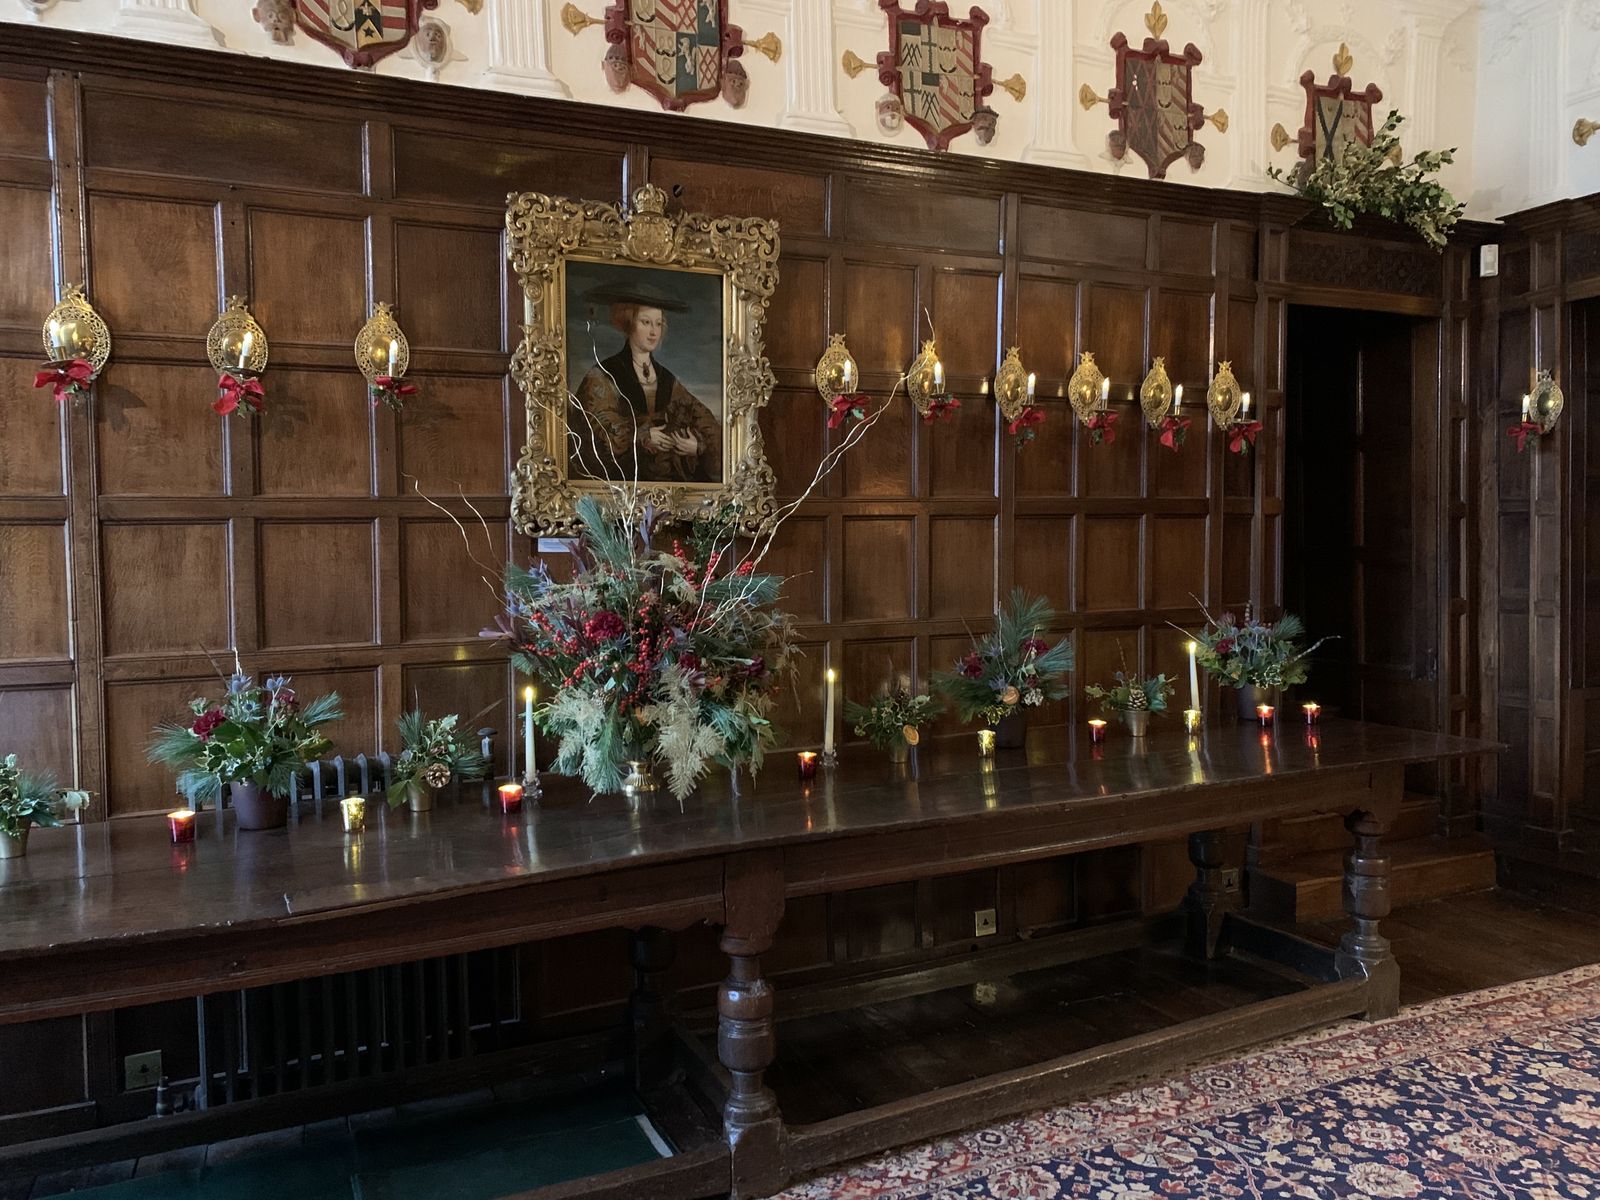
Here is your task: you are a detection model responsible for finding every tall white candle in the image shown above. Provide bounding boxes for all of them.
[1240,391,1251,417]
[1187,641,1200,711]
[841,358,854,392]
[1173,384,1183,412]
[238,330,253,370]
[823,667,837,756]
[1521,393,1531,421]
[522,685,536,782]
[387,338,399,375]
[932,360,943,392]
[1025,372,1036,400]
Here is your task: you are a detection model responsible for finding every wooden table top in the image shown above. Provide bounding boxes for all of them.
[0,719,1493,961]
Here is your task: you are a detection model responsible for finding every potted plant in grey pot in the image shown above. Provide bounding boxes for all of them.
[1086,669,1175,738]
[1180,607,1333,719]
[935,589,1074,749]
[386,710,488,813]
[149,665,343,831]
[845,683,941,764]
[0,755,88,859]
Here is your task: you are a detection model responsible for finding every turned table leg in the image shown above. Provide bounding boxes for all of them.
[1184,829,1239,960]
[629,926,678,1092]
[1336,810,1399,1019]
[719,851,787,1198]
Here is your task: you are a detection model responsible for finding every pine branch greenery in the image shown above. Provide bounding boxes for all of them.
[0,755,88,839]
[386,710,489,809]
[933,588,1074,726]
[1174,605,1333,690]
[845,685,941,751]
[1266,111,1464,251]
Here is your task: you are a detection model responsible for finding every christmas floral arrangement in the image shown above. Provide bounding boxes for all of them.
[1086,671,1175,716]
[0,754,88,842]
[1266,111,1464,252]
[845,685,941,754]
[1184,608,1332,691]
[485,497,796,801]
[386,711,487,810]
[148,666,343,806]
[934,589,1075,726]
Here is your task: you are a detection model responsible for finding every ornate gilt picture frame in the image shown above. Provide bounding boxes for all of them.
[506,184,780,536]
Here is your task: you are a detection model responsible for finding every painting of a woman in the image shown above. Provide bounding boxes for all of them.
[567,270,725,485]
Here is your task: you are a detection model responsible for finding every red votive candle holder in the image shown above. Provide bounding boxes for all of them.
[797,751,818,781]
[1088,718,1108,744]
[1256,704,1276,728]
[497,782,524,815]
[1302,701,1321,725]
[167,809,196,845]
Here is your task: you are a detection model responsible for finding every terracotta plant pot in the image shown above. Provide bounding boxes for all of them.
[0,823,29,860]
[992,712,1028,749]
[230,780,288,831]
[1123,710,1150,738]
[1234,685,1281,720]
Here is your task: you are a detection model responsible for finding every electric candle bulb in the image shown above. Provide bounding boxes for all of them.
[1173,384,1183,411]
[932,360,944,391]
[238,330,253,370]
[1100,377,1110,406]
[841,358,854,392]
[1240,391,1251,417]
[387,338,399,374]
[1025,371,1036,400]
[1522,394,1531,420]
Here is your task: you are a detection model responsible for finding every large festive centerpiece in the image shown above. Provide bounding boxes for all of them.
[934,589,1074,747]
[0,755,88,859]
[1183,607,1331,716]
[486,497,796,801]
[149,666,343,830]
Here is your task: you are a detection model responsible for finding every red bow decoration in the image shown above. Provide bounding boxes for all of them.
[214,373,265,417]
[1506,420,1541,454]
[827,393,868,429]
[1007,404,1046,443]
[1227,420,1263,455]
[33,358,94,404]
[1085,410,1118,446]
[1158,414,1191,451]
[371,375,420,411]
[922,396,961,423]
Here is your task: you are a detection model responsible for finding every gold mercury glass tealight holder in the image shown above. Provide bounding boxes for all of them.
[340,795,367,833]
[1183,708,1202,733]
[977,729,996,757]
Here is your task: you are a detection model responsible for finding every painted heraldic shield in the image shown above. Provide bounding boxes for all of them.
[876,0,994,152]
[294,0,436,68]
[1107,32,1205,179]
[1298,70,1383,167]
[607,0,743,111]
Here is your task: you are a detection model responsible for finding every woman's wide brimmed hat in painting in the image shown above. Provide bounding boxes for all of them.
[580,280,691,312]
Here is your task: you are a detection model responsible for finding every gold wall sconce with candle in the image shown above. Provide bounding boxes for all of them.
[35,285,111,404]
[1067,351,1114,445]
[907,338,958,421]
[1510,370,1564,452]
[816,332,867,427]
[356,302,415,411]
[993,347,1042,441]
[1207,361,1259,454]
[206,297,269,417]
[1140,356,1191,451]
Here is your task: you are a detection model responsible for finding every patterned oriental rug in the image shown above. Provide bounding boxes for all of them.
[780,964,1600,1199]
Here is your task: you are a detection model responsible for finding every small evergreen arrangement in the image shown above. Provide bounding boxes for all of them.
[845,685,941,752]
[386,711,488,809]
[1183,608,1332,690]
[0,755,88,839]
[1086,672,1175,715]
[1266,111,1464,252]
[149,666,343,805]
[934,588,1074,725]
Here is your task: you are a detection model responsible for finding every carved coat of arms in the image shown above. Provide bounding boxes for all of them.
[1301,45,1382,166]
[604,0,743,110]
[876,0,994,152]
[293,0,437,68]
[1081,3,1225,180]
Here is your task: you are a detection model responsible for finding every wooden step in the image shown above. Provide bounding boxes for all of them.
[1253,792,1440,864]
[1248,834,1497,923]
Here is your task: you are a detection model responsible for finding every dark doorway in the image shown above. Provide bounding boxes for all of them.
[1283,305,1440,731]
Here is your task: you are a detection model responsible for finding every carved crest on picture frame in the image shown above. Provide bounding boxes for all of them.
[506,184,780,536]
[291,0,439,68]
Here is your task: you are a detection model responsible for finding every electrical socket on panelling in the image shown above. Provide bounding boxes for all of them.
[124,1050,162,1091]
[974,907,998,937]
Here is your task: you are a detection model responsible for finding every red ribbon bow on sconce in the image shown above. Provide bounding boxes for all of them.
[1085,410,1118,446]
[33,358,94,403]
[371,375,419,411]
[922,396,961,423]
[214,372,265,417]
[1506,420,1541,453]
[1227,420,1263,455]
[826,393,868,429]
[1008,404,1046,443]
[1158,414,1191,451]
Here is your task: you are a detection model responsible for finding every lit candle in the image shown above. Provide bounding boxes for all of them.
[522,685,537,784]
[841,358,854,392]
[497,782,523,814]
[1173,383,1183,412]
[1256,703,1275,728]
[823,668,837,758]
[387,338,399,375]
[797,751,818,781]
[932,359,944,392]
[1025,372,1036,401]
[1100,377,1110,407]
[1240,391,1252,417]
[1183,708,1201,733]
[167,809,196,845]
[1187,640,1199,712]
[1302,701,1321,725]
[340,795,367,833]
[1088,718,1108,744]
[238,330,253,370]
[1521,393,1531,421]
[46,318,64,359]
[977,729,996,757]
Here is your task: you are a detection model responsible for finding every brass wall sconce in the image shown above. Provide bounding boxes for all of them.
[357,302,415,410]
[206,297,268,416]
[1141,357,1191,450]
[35,284,111,403]
[815,333,859,403]
[1510,369,1564,453]
[1068,351,1114,444]
[907,338,957,420]
[1205,361,1246,426]
[994,347,1041,440]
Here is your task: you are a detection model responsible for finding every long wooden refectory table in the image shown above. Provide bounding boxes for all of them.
[0,719,1494,1198]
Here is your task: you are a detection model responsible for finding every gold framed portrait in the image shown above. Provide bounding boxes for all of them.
[506,183,780,535]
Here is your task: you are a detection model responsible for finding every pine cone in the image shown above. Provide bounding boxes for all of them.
[1126,686,1149,711]
[422,762,451,788]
